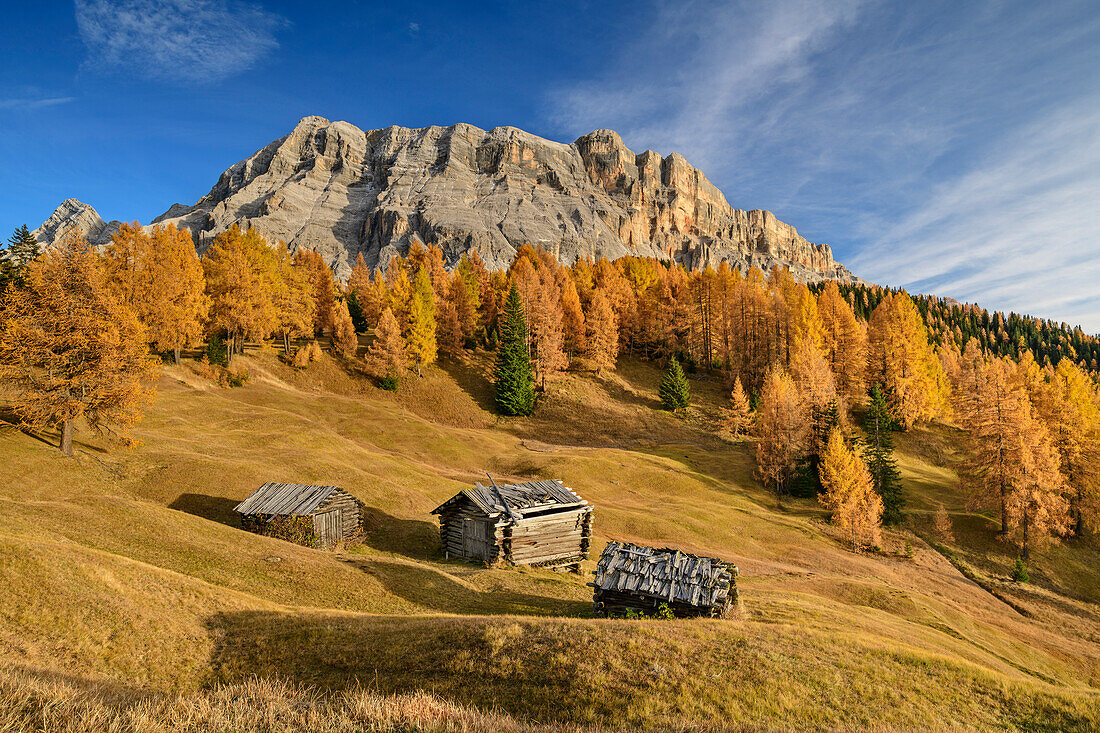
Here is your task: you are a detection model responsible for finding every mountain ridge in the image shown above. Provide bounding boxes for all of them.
[32,116,857,282]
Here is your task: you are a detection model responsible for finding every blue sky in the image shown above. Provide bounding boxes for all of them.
[3,1,1099,330]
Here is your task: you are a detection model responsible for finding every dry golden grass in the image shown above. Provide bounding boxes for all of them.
[0,349,1098,730]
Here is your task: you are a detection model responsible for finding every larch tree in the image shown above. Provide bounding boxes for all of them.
[867,291,949,429]
[406,266,437,376]
[934,502,955,543]
[863,383,904,524]
[364,307,406,388]
[271,244,314,354]
[1003,408,1070,559]
[143,224,208,364]
[818,280,866,399]
[103,221,153,313]
[202,224,278,361]
[586,288,618,373]
[331,300,359,359]
[789,334,841,496]
[494,284,535,416]
[293,248,336,335]
[560,277,586,360]
[0,233,157,455]
[819,429,883,551]
[754,367,809,506]
[724,376,753,439]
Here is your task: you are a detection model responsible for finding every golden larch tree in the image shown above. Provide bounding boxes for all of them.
[754,367,809,505]
[561,277,586,359]
[271,243,314,354]
[724,376,753,439]
[365,307,406,383]
[144,224,208,364]
[0,233,157,455]
[202,224,278,360]
[586,288,619,373]
[867,291,949,429]
[817,280,866,399]
[293,248,336,335]
[331,300,358,359]
[406,266,437,375]
[818,429,883,550]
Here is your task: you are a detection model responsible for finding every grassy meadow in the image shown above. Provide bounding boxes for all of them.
[1,345,1098,731]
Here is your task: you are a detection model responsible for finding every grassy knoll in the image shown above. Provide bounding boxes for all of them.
[0,348,1097,730]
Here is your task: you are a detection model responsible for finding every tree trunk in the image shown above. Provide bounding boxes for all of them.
[173,347,181,366]
[60,419,73,457]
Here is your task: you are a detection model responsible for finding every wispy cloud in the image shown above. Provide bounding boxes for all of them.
[548,0,1100,331]
[0,97,75,111]
[851,101,1100,330]
[73,0,285,83]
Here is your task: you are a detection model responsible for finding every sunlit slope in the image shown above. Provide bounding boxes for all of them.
[0,349,1097,729]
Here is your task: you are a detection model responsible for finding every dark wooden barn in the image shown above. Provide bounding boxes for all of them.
[590,541,739,618]
[234,482,361,549]
[431,478,592,569]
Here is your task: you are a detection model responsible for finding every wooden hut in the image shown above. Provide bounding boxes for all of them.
[590,541,739,617]
[431,478,592,569]
[235,482,361,549]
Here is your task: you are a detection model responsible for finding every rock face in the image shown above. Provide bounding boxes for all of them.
[34,117,856,282]
[30,198,120,251]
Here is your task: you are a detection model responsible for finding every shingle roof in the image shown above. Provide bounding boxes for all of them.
[431,479,585,520]
[592,541,735,609]
[234,482,341,516]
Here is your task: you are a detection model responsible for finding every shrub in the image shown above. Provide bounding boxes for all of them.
[205,335,229,367]
[378,375,399,391]
[1011,557,1029,583]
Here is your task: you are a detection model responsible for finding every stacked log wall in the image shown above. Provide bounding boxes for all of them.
[504,507,592,565]
[315,490,363,540]
[437,500,504,564]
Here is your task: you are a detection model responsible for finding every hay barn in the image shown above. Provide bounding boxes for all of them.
[431,478,592,568]
[234,482,361,549]
[591,541,739,617]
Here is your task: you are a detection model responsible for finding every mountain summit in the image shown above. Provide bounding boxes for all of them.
[33,116,856,281]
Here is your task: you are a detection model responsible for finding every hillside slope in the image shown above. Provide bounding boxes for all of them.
[1,350,1097,730]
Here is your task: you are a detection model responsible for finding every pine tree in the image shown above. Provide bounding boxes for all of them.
[331,300,358,358]
[6,224,40,271]
[819,429,883,550]
[0,233,157,455]
[659,356,690,410]
[406,266,437,376]
[724,377,752,439]
[365,307,406,389]
[863,383,904,524]
[494,284,535,416]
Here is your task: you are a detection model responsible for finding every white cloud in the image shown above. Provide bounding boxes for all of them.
[550,0,865,176]
[74,0,284,83]
[851,101,1100,331]
[0,97,75,110]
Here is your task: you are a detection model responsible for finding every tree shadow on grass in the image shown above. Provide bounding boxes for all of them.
[436,355,497,414]
[338,553,591,617]
[359,506,440,560]
[203,609,607,724]
[169,493,241,528]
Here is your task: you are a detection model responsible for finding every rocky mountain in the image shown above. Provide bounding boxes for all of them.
[32,116,856,282]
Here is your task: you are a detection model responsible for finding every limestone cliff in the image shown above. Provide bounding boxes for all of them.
[34,117,856,282]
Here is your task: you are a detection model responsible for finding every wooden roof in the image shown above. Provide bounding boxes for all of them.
[592,541,734,609]
[234,482,344,516]
[431,479,586,520]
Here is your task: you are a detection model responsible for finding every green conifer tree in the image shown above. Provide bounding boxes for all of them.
[659,356,691,410]
[493,284,535,416]
[863,383,904,523]
[2,225,39,288]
